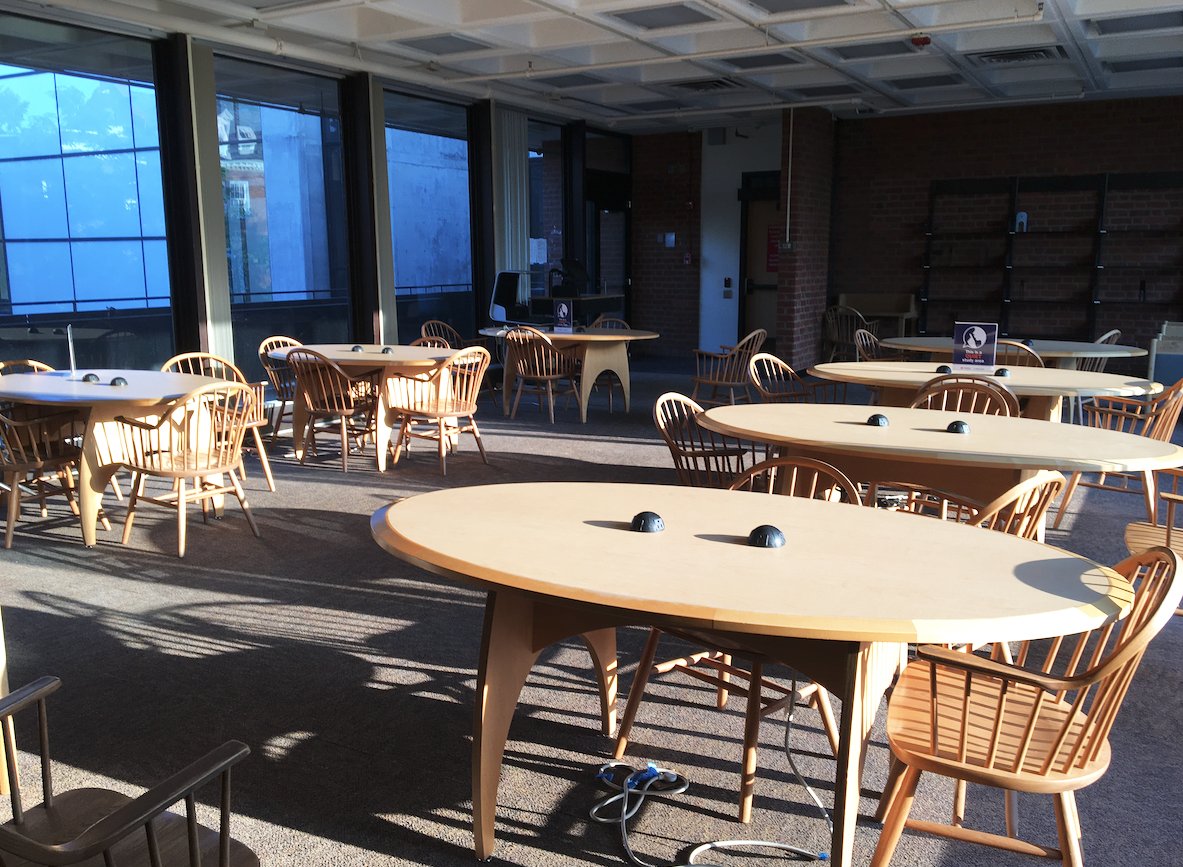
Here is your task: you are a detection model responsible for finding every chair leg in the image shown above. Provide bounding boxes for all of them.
[340,417,349,473]
[1141,470,1156,524]
[1004,788,1019,837]
[1053,472,1083,529]
[392,417,411,465]
[953,779,967,827]
[4,471,19,549]
[613,627,663,759]
[717,653,732,708]
[1054,791,1084,867]
[270,399,286,448]
[546,381,555,424]
[299,419,314,466]
[252,428,276,492]
[229,469,261,538]
[176,476,187,558]
[738,660,763,823]
[808,685,840,757]
[470,417,489,465]
[121,472,141,545]
[874,755,907,822]
[869,764,922,867]
[511,379,525,420]
[438,420,447,475]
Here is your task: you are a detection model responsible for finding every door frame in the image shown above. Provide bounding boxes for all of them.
[737,171,781,345]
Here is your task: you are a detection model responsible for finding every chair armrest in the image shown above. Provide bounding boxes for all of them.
[0,676,60,717]
[693,349,727,362]
[916,645,1075,694]
[113,415,165,432]
[0,741,251,866]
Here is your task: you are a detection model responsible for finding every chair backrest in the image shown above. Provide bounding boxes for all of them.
[938,548,1180,779]
[748,352,812,403]
[854,328,882,361]
[0,407,82,469]
[285,348,361,414]
[441,346,491,413]
[1085,376,1183,441]
[1078,329,1122,373]
[506,326,572,377]
[996,339,1044,367]
[259,336,302,401]
[589,316,630,330]
[421,320,463,347]
[729,457,861,504]
[711,329,767,384]
[412,335,451,348]
[823,306,868,343]
[653,392,747,488]
[162,351,247,383]
[0,359,54,375]
[118,380,255,475]
[970,470,1065,539]
[910,374,1021,416]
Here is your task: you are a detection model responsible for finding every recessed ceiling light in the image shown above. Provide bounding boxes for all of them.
[747,0,849,13]
[535,73,606,88]
[832,41,914,61]
[889,74,963,90]
[1094,11,1183,36]
[396,34,491,55]
[609,4,716,29]
[794,84,860,97]
[1106,57,1183,73]
[724,53,801,69]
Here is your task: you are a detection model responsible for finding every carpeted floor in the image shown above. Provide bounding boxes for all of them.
[0,364,1179,867]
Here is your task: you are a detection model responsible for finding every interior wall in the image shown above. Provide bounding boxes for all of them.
[831,96,1183,357]
[698,120,782,352]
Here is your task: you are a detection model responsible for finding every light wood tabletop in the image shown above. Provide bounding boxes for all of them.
[479,327,658,422]
[268,343,453,470]
[0,369,213,547]
[881,336,1147,369]
[809,360,1160,421]
[700,402,1183,508]
[371,481,1133,866]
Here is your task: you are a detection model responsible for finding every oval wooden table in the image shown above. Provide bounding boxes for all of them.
[880,336,1147,369]
[0,369,213,546]
[699,402,1183,513]
[268,343,453,471]
[371,482,1133,867]
[479,327,658,422]
[809,360,1160,422]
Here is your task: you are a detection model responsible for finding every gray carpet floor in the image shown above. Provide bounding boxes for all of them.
[0,366,1179,867]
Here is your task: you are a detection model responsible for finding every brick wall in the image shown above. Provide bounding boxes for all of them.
[831,96,1183,360]
[778,107,834,369]
[630,131,702,356]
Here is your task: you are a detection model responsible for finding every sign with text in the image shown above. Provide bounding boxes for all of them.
[553,299,573,334]
[953,322,998,370]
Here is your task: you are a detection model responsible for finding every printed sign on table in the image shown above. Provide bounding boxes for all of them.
[553,299,573,334]
[952,321,998,370]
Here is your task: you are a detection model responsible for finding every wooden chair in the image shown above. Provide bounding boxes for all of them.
[653,392,749,488]
[910,373,1021,416]
[0,676,258,867]
[115,380,260,558]
[614,457,859,822]
[1053,377,1183,529]
[854,328,886,361]
[0,406,110,548]
[997,339,1045,368]
[421,319,485,349]
[588,316,630,411]
[1123,468,1183,616]
[1071,329,1122,423]
[285,348,378,472]
[505,326,578,423]
[0,359,54,375]
[258,335,302,448]
[411,335,451,348]
[871,548,1181,867]
[691,328,766,406]
[389,346,490,475]
[823,305,876,362]
[748,352,846,404]
[162,352,275,492]
[589,315,629,330]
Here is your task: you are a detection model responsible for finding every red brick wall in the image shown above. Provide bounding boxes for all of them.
[832,96,1183,361]
[630,131,702,356]
[778,108,834,369]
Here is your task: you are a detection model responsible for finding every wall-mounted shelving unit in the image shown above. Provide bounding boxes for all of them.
[920,172,1183,343]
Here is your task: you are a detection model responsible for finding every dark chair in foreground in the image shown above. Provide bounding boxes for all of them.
[691,328,766,406]
[871,548,1180,867]
[614,457,858,822]
[823,305,875,362]
[0,676,258,867]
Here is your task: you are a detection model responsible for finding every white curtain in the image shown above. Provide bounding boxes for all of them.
[492,105,530,302]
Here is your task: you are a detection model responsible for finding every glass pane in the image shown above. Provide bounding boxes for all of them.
[0,157,67,238]
[0,12,173,371]
[528,119,564,293]
[215,56,350,382]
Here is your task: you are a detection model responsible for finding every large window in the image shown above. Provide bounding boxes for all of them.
[528,120,564,294]
[0,13,173,370]
[215,57,350,380]
[384,91,473,339]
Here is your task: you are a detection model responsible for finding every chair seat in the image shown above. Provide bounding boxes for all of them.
[398,399,477,417]
[2,788,258,867]
[1124,521,1178,556]
[886,658,1111,793]
[127,451,240,476]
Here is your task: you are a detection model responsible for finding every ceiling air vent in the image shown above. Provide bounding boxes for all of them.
[671,78,743,92]
[725,53,800,70]
[609,4,716,29]
[968,46,1068,66]
[1094,11,1183,36]
[889,74,963,90]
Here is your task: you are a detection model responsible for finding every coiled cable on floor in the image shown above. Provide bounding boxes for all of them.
[590,671,830,866]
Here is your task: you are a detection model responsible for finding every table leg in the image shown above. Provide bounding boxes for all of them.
[375,384,394,472]
[290,396,309,461]
[501,344,517,417]
[78,419,119,548]
[575,342,631,424]
[0,607,9,796]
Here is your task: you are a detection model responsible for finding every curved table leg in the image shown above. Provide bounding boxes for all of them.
[78,416,120,548]
[575,342,630,424]
[290,394,310,461]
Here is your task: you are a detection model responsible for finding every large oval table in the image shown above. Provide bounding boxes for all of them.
[881,336,1147,369]
[699,402,1183,513]
[0,368,213,547]
[268,343,453,471]
[479,327,658,422]
[809,360,1159,421]
[371,481,1133,867]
